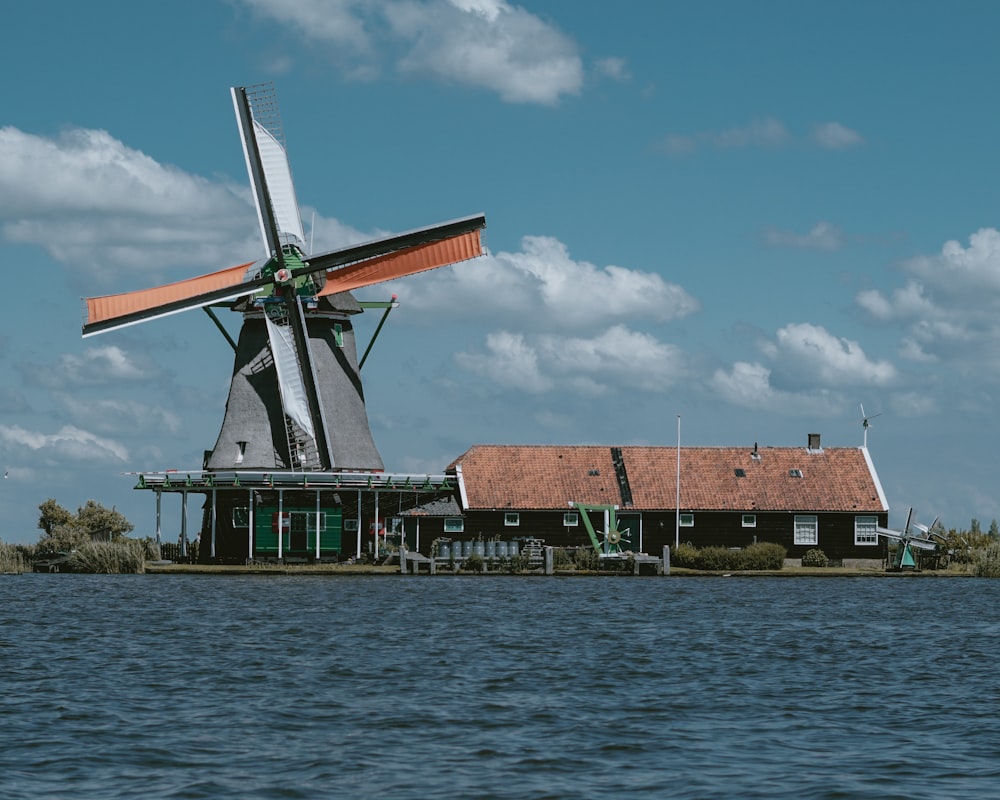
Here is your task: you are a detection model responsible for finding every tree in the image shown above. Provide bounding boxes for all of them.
[40,523,91,555]
[990,519,999,539]
[76,500,134,540]
[38,499,73,536]
[971,518,982,535]
[36,498,135,552]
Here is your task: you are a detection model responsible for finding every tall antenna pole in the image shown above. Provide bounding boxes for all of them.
[675,414,681,550]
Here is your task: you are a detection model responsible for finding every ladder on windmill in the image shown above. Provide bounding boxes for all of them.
[261,305,323,472]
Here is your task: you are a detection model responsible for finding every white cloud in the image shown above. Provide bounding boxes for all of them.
[455,324,685,395]
[54,394,182,436]
[455,330,553,393]
[398,234,699,330]
[810,122,863,149]
[20,346,156,389]
[763,221,844,251]
[0,126,254,285]
[239,0,583,104]
[771,322,897,387]
[239,0,374,52]
[708,361,840,415]
[0,424,128,462]
[856,228,1000,374]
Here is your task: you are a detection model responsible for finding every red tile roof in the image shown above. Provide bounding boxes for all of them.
[449,444,887,513]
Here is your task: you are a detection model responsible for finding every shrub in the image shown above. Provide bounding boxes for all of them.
[672,542,699,568]
[972,541,1000,578]
[574,547,600,571]
[737,542,787,570]
[801,548,829,568]
[670,542,786,571]
[461,553,484,573]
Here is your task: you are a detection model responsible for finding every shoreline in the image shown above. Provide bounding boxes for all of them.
[137,563,976,577]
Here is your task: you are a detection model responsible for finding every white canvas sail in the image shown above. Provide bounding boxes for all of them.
[252,120,305,249]
[264,315,315,441]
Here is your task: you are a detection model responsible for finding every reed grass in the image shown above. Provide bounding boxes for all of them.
[64,540,146,574]
[0,542,28,574]
[972,541,1000,578]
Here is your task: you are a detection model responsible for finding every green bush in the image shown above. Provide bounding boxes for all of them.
[737,542,787,570]
[672,542,699,568]
[670,541,786,571]
[801,548,829,568]
[461,553,484,573]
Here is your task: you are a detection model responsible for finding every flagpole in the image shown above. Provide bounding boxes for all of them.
[675,414,681,550]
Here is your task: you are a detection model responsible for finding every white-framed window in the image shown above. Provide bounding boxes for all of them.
[794,515,818,546]
[742,514,756,528]
[563,512,579,527]
[855,515,878,546]
[444,518,465,533]
[504,512,520,527]
[344,519,359,532]
[233,507,250,528]
[789,469,804,478]
[680,513,694,527]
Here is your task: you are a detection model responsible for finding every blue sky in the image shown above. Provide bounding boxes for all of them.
[2,1,999,544]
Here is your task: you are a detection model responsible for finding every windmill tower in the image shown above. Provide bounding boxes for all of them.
[83,84,486,475]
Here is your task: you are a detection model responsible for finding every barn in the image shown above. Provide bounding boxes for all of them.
[445,435,888,565]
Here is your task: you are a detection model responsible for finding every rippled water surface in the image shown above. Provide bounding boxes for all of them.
[2,574,999,799]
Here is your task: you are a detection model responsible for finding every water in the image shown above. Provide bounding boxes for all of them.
[1,575,999,799]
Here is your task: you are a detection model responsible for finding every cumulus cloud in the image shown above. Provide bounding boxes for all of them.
[54,394,182,436]
[856,228,1000,372]
[0,424,128,462]
[711,322,896,414]
[762,221,844,251]
[455,330,553,393]
[0,126,254,286]
[19,346,156,389]
[398,234,699,330]
[455,324,685,396]
[239,0,583,104]
[767,322,897,388]
[708,361,840,416]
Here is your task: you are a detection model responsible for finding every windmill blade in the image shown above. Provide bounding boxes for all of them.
[83,260,266,337]
[907,536,940,551]
[307,214,486,294]
[903,507,914,536]
[876,527,905,543]
[82,215,486,337]
[231,85,305,255]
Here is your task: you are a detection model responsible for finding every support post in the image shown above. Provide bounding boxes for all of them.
[663,545,671,576]
[315,490,321,561]
[155,490,162,547]
[400,544,408,575]
[278,489,284,561]
[355,489,362,560]
[180,491,188,559]
[544,546,554,575]
[210,489,217,560]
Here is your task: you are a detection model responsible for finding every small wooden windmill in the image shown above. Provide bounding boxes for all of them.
[83,83,485,474]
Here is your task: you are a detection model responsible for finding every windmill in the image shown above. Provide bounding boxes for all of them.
[82,83,486,474]
[876,508,942,570]
[859,403,882,448]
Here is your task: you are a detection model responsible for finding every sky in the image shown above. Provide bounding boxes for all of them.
[1,0,999,544]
